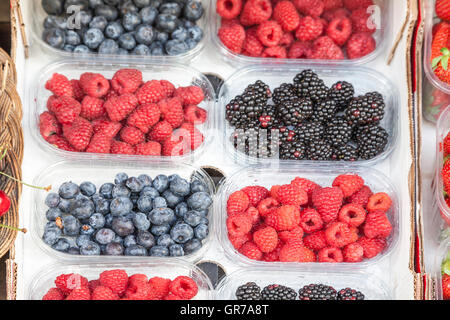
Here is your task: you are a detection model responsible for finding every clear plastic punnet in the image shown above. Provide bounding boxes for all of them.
[31,160,215,263]
[216,268,392,300]
[215,163,400,269]
[218,64,399,166]
[30,60,215,163]
[435,106,450,226]
[28,260,214,300]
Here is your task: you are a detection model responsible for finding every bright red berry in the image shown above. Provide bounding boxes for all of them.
[119,126,145,146]
[279,241,316,262]
[309,35,345,59]
[265,205,300,231]
[227,190,250,215]
[218,22,246,53]
[71,79,84,101]
[227,213,253,237]
[39,111,61,139]
[346,32,376,59]
[174,86,205,106]
[45,73,74,98]
[79,72,110,98]
[276,183,308,206]
[318,246,343,262]
[80,96,106,120]
[240,0,272,26]
[159,80,175,98]
[243,28,265,57]
[184,105,208,124]
[46,134,76,151]
[326,17,352,46]
[92,118,122,138]
[293,0,324,18]
[363,212,392,239]
[300,208,323,233]
[312,187,344,223]
[325,221,356,248]
[111,140,136,155]
[111,69,143,94]
[148,277,171,300]
[347,185,373,207]
[343,0,373,10]
[350,7,376,34]
[104,93,139,122]
[92,286,120,300]
[257,20,283,47]
[241,186,269,207]
[42,288,65,300]
[357,236,386,259]
[148,120,173,143]
[343,242,364,262]
[99,269,128,296]
[239,241,263,260]
[261,45,287,58]
[303,230,327,251]
[295,16,324,42]
[216,0,243,19]
[332,174,364,198]
[162,133,190,156]
[257,197,279,217]
[323,0,343,10]
[51,96,82,125]
[338,203,366,227]
[86,132,112,154]
[159,98,184,128]
[253,226,278,253]
[273,1,300,31]
[278,226,304,243]
[127,103,161,133]
[55,273,89,295]
[287,40,313,58]
[65,287,91,300]
[62,117,93,151]
[136,80,167,105]
[442,274,450,300]
[366,192,392,214]
[135,141,162,156]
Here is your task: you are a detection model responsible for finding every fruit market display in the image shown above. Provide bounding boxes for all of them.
[41,0,204,56]
[442,249,450,300]
[431,0,450,84]
[216,0,378,60]
[226,70,388,161]
[39,68,207,156]
[235,282,365,300]
[42,269,199,300]
[41,172,212,257]
[226,174,393,263]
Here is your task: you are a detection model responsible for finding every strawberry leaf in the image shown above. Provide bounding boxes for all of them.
[432,56,442,69]
[443,56,449,70]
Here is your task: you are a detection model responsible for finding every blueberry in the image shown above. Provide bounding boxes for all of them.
[65,30,81,46]
[119,0,139,15]
[114,172,128,185]
[187,25,203,42]
[170,223,193,244]
[89,213,106,229]
[133,212,151,230]
[104,0,120,5]
[140,186,159,198]
[89,15,108,31]
[105,21,123,40]
[133,44,150,55]
[175,202,188,218]
[89,0,104,8]
[76,234,92,247]
[194,223,208,240]
[118,48,129,55]
[104,214,114,227]
[83,27,105,49]
[150,41,164,55]
[168,174,181,183]
[134,24,155,45]
[198,209,208,217]
[51,238,71,252]
[147,0,162,8]
[76,10,93,27]
[99,39,120,54]
[133,0,151,8]
[199,217,209,225]
[79,181,96,196]
[149,207,175,225]
[126,177,143,193]
[149,245,169,256]
[95,228,116,244]
[112,186,130,199]
[183,238,202,254]
[58,182,79,199]
[105,242,124,255]
[136,196,152,213]
[169,177,191,197]
[45,193,60,208]
[95,4,118,21]
[99,182,114,199]
[123,12,142,31]
[57,198,71,213]
[110,197,133,216]
[113,235,124,245]
[155,31,169,43]
[62,215,81,236]
[171,26,188,42]
[118,32,136,50]
[162,190,183,208]
[93,197,110,214]
[46,208,62,221]
[157,234,175,247]
[190,179,207,193]
[80,241,101,255]
[150,224,170,237]
[45,221,61,232]
[187,192,212,211]
[169,244,184,256]
[183,210,202,227]
[159,3,182,17]
[42,228,61,246]
[65,0,89,11]
[136,230,155,248]
[63,44,74,52]
[153,175,169,192]
[183,0,203,21]
[165,39,189,55]
[43,15,68,29]
[125,244,147,256]
[183,19,195,28]
[42,0,65,15]
[111,217,135,236]
[67,247,80,255]
[123,234,137,247]
[152,196,167,209]
[125,211,136,221]
[139,6,158,25]
[74,44,91,53]
[70,196,95,219]
[155,14,178,33]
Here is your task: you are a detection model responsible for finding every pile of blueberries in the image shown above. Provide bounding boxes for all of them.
[41,0,205,56]
[42,172,213,257]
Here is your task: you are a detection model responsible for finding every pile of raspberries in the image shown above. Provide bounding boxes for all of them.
[226,174,393,263]
[42,269,199,300]
[39,68,207,157]
[217,0,378,59]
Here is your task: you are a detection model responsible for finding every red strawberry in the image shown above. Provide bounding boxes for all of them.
[444,132,450,155]
[253,226,278,253]
[136,80,166,104]
[240,0,272,26]
[92,118,122,138]
[343,242,364,262]
[346,32,376,59]
[62,117,93,151]
[52,96,82,125]
[126,103,161,133]
[104,93,139,122]
[174,86,205,106]
[46,134,76,151]
[39,111,61,139]
[273,1,300,31]
[363,212,392,239]
[357,236,386,259]
[239,241,263,260]
[265,205,300,231]
[159,98,184,128]
[437,0,450,22]
[332,174,364,198]
[45,73,74,97]
[80,96,106,120]
[184,105,207,124]
[279,241,316,262]
[79,72,110,98]
[148,120,173,143]
[295,16,323,42]
[241,186,269,207]
[86,132,111,154]
[111,69,143,94]
[99,269,128,296]
[111,140,135,155]
[119,126,145,146]
[227,190,250,215]
[218,21,246,53]
[312,187,344,223]
[135,141,162,156]
[257,20,283,47]
[318,246,343,262]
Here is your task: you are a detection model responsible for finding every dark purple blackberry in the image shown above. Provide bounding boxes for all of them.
[298,284,338,300]
[277,98,313,126]
[311,98,337,123]
[235,282,262,300]
[293,70,329,102]
[337,288,365,300]
[279,140,306,160]
[355,125,388,160]
[231,128,276,159]
[258,105,282,129]
[306,139,333,161]
[324,116,353,147]
[328,81,354,110]
[279,126,297,144]
[345,92,385,126]
[261,284,297,300]
[295,121,325,143]
[332,144,359,162]
[272,83,297,105]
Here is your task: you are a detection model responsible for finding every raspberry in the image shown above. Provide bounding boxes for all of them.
[278,226,304,243]
[227,190,250,215]
[332,175,364,198]
[125,280,152,300]
[312,187,343,223]
[363,212,392,239]
[52,96,82,125]
[323,7,350,21]
[303,230,327,251]
[164,293,183,300]
[160,98,184,128]
[346,32,376,59]
[62,117,93,151]
[347,185,372,207]
[257,20,283,47]
[242,186,269,207]
[111,140,135,155]
[71,79,84,101]
[357,236,386,259]
[65,287,91,300]
[325,221,355,248]
[293,0,324,18]
[265,205,300,231]
[135,141,162,156]
[366,192,392,214]
[279,241,316,262]
[99,269,128,296]
[86,132,111,154]
[148,277,171,300]
[119,126,145,146]
[229,232,252,249]
[80,96,106,120]
[239,241,263,260]
[88,279,101,292]
[159,80,175,98]
[39,111,61,139]
[42,287,65,300]
[253,226,278,253]
[162,131,191,156]
[105,89,119,101]
[343,0,373,11]
[295,16,324,42]
[55,273,89,295]
[291,177,321,201]
[270,185,281,198]
[350,7,376,33]
[300,208,323,233]
[92,118,122,138]
[184,105,207,124]
[218,22,246,53]
[136,80,166,105]
[128,274,148,286]
[46,95,58,113]
[111,69,143,94]
[257,197,279,217]
[323,0,343,10]
[261,46,287,58]
[276,184,308,206]
[45,73,74,97]
[263,241,283,261]
[288,41,312,58]
[79,72,110,98]
[104,93,139,122]
[127,103,161,133]
[240,0,272,26]
[227,213,253,237]
[279,31,295,46]
[243,28,265,57]
[326,17,352,46]
[338,203,366,227]
[273,1,300,31]
[46,134,76,151]
[148,120,173,143]
[309,35,345,59]
[175,86,205,106]
[318,246,343,262]
[343,242,364,262]
[216,0,242,19]
[92,286,120,300]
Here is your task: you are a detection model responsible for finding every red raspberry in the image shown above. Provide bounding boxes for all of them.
[257,20,283,47]
[363,212,392,239]
[303,230,327,251]
[326,17,352,46]
[42,287,65,300]
[244,207,261,224]
[135,141,162,156]
[218,22,246,53]
[270,185,281,198]
[46,95,58,113]
[148,120,173,143]
[350,7,376,34]
[119,126,145,146]
[39,111,61,140]
[71,79,84,101]
[240,0,272,26]
[111,140,135,155]
[293,0,324,18]
[323,7,350,21]
[177,123,204,150]
[261,46,287,58]
[136,80,166,105]
[300,208,323,233]
[229,232,252,249]
[79,72,110,98]
[92,118,122,138]
[265,205,300,231]
[105,89,119,101]
[347,185,373,207]
[343,242,364,262]
[312,187,343,223]
[253,226,278,253]
[104,93,138,122]
[263,241,283,261]
[338,203,366,227]
[273,1,300,31]
[227,190,250,215]
[279,32,295,47]
[366,192,392,214]
[164,293,183,300]
[276,183,308,206]
[291,177,321,201]
[158,80,175,98]
[62,117,93,151]
[323,0,343,10]
[325,221,355,248]
[65,287,91,300]
[278,226,304,243]
[295,16,324,42]
[309,36,345,59]
[216,0,242,19]
[46,134,76,152]
[184,105,207,124]
[125,280,152,300]
[99,269,128,296]
[55,273,89,295]
[239,241,263,260]
[127,103,161,133]
[343,0,373,10]
[88,279,101,292]
[243,28,264,57]
[168,276,198,300]
[241,186,269,207]
[162,133,190,156]
[279,241,316,262]
[357,236,386,259]
[332,174,364,198]
[128,274,148,286]
[148,277,171,300]
[80,96,106,120]
[92,286,120,300]
[45,73,74,97]
[160,98,184,128]
[346,32,375,59]
[175,86,205,106]
[287,41,312,58]
[52,96,82,125]
[318,246,343,262]
[86,132,111,154]
[257,197,279,217]
[111,69,143,94]
[227,213,253,237]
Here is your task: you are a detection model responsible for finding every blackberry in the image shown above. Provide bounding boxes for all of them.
[332,144,359,162]
[329,81,354,110]
[277,98,313,126]
[272,83,297,104]
[311,99,337,123]
[258,105,282,129]
[337,288,365,300]
[261,284,297,300]
[279,127,297,144]
[295,121,325,143]
[345,92,385,126]
[293,70,329,102]
[356,125,388,160]
[232,128,276,159]
[307,139,333,161]
[298,284,338,300]
[279,140,306,160]
[324,116,353,147]
[235,282,262,300]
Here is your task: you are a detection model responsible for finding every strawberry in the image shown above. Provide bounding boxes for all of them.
[148,120,173,143]
[126,103,161,133]
[111,69,143,94]
[104,93,139,122]
[443,132,450,155]
[431,23,450,84]
[39,111,61,139]
[312,187,344,223]
[45,73,74,98]
[443,274,450,300]
[436,0,450,22]
[135,141,162,156]
[62,117,93,151]
[241,186,269,207]
[332,174,364,198]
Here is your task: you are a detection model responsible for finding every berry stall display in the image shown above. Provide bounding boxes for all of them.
[42,269,199,300]
[225,70,388,161]
[216,0,380,60]
[40,0,205,56]
[41,172,213,257]
[225,174,394,263]
[39,68,207,156]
